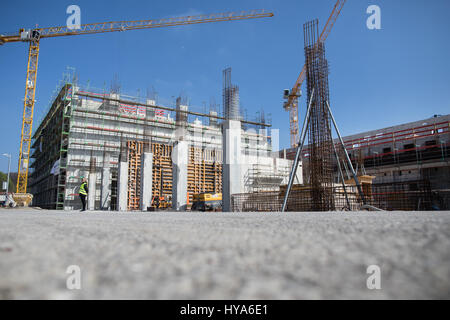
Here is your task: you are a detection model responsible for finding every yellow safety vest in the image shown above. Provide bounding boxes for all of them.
[79,182,87,195]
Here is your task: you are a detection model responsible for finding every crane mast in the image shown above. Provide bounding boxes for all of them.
[16,39,39,193]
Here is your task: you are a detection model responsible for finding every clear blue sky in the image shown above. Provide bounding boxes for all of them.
[1,0,449,173]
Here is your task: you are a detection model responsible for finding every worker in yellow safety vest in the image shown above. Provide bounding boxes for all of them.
[79,177,88,211]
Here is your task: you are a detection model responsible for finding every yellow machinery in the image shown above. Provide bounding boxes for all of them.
[191,193,222,211]
[0,9,274,197]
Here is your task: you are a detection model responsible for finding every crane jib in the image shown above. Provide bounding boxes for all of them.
[0,10,274,43]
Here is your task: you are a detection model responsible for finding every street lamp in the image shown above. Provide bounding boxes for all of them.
[2,153,11,195]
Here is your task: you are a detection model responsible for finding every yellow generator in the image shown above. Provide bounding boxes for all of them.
[191,193,222,212]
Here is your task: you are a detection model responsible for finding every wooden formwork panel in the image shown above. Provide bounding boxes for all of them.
[151,143,173,201]
[126,141,173,210]
[126,141,222,209]
[127,141,143,210]
[187,147,222,204]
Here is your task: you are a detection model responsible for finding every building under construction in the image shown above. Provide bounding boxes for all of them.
[274,114,450,211]
[29,71,299,210]
[229,114,450,212]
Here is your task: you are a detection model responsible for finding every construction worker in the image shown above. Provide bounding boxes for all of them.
[155,196,160,210]
[79,177,88,211]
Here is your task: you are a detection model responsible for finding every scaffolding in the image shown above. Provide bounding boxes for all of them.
[29,70,282,211]
[244,163,290,193]
[187,147,222,204]
[29,82,73,209]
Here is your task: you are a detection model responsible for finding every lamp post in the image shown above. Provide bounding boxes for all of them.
[2,153,11,195]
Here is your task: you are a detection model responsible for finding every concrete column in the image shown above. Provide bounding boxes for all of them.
[88,173,96,210]
[140,152,153,211]
[117,159,129,211]
[222,120,243,212]
[101,153,111,210]
[172,140,188,211]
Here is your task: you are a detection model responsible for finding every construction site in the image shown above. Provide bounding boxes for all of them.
[2,0,450,303]
[28,67,297,211]
[26,66,450,212]
[1,3,449,213]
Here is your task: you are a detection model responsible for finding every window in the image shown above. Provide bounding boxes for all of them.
[425,140,437,146]
[383,147,391,154]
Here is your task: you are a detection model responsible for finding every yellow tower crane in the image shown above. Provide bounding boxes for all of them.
[0,9,274,196]
[283,0,346,148]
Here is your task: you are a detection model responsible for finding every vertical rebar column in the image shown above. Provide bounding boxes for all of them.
[304,20,335,211]
[223,67,240,120]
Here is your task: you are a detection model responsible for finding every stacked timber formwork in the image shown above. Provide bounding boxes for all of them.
[151,143,173,203]
[125,141,223,210]
[125,141,174,210]
[126,140,142,210]
[187,147,223,204]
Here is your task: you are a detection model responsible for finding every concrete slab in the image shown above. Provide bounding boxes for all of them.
[0,209,449,299]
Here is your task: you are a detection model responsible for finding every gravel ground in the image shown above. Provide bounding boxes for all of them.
[0,209,449,300]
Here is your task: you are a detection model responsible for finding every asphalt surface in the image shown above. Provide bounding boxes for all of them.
[0,209,449,299]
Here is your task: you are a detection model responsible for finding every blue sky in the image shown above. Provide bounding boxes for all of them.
[1,0,449,172]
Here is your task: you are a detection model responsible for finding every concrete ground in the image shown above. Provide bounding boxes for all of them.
[0,208,449,300]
